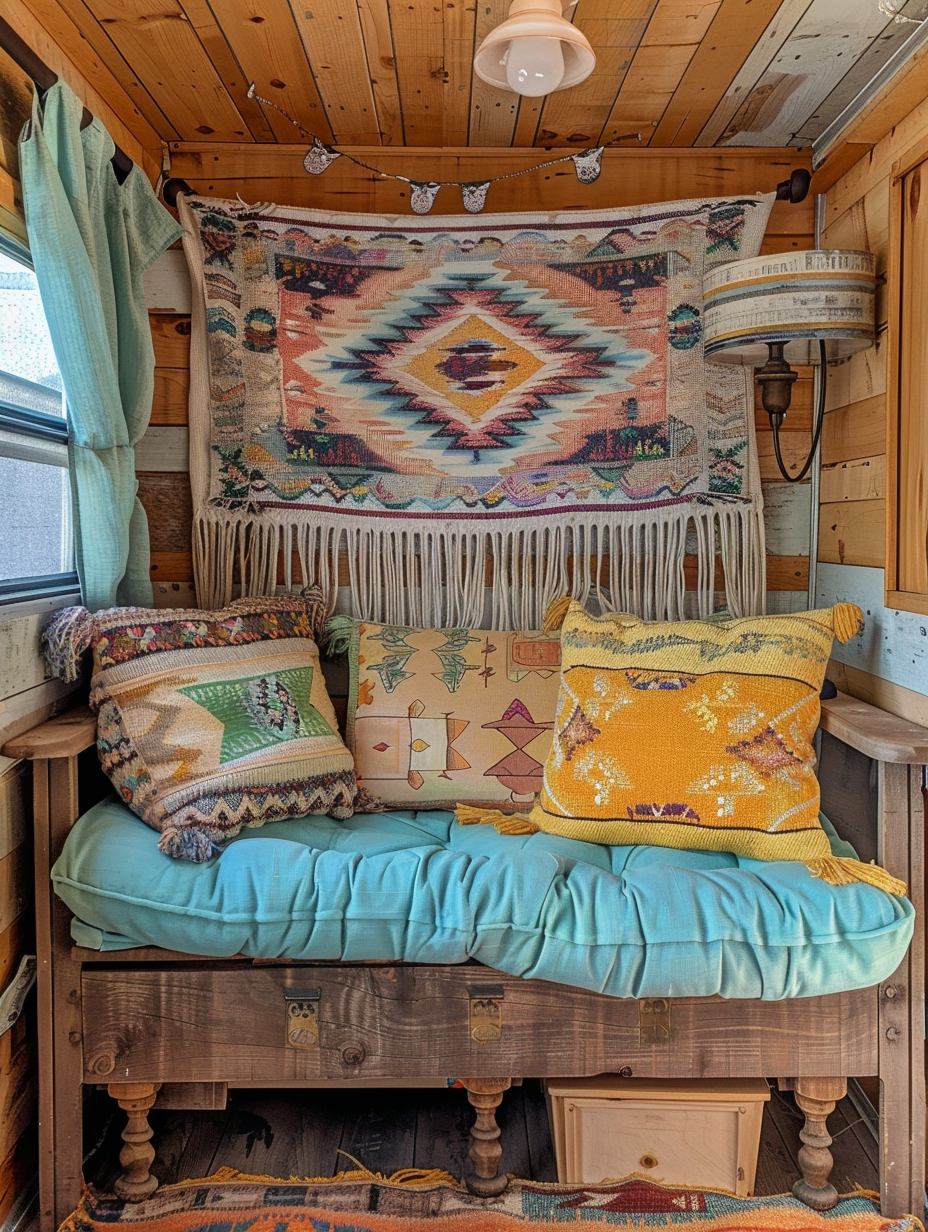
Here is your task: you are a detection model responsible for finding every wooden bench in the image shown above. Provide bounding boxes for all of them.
[5,691,926,1231]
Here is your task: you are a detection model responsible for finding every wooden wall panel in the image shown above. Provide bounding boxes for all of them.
[0,43,33,241]
[818,500,886,569]
[819,456,885,505]
[0,760,35,1222]
[894,161,928,598]
[717,0,889,150]
[166,145,813,230]
[817,88,928,723]
[821,397,886,466]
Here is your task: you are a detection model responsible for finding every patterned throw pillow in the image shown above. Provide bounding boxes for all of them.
[459,601,905,893]
[324,616,562,811]
[43,596,358,861]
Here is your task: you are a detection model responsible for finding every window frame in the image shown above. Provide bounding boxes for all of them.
[0,232,79,608]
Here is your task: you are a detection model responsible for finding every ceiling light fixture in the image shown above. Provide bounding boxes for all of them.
[473,0,596,97]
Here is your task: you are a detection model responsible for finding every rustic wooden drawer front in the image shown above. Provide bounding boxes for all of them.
[546,1077,770,1195]
[563,1096,765,1193]
[81,965,879,1085]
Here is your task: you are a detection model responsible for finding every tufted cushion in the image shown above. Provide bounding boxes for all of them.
[52,799,913,1001]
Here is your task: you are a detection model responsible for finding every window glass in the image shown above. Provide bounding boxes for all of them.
[0,240,77,604]
[0,454,72,581]
[0,251,65,415]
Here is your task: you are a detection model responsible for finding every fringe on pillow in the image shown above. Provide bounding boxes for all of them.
[454,806,907,895]
[806,856,907,896]
[321,614,357,658]
[456,804,540,836]
[41,605,95,683]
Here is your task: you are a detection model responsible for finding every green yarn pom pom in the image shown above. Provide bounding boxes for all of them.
[321,615,356,658]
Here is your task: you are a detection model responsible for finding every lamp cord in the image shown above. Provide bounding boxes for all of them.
[772,339,827,483]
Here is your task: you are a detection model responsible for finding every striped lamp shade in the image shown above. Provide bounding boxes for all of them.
[703,249,876,366]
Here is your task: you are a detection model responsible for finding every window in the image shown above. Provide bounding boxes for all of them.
[0,235,78,605]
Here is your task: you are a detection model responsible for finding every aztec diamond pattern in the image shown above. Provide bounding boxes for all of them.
[186,197,771,515]
[181,196,774,624]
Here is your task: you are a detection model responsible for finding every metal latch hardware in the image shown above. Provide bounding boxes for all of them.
[639,997,672,1044]
[284,988,321,1049]
[469,984,504,1044]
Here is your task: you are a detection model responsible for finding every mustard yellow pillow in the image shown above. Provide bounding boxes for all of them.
[460,601,904,894]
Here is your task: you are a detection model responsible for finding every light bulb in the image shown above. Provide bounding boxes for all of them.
[504,36,565,96]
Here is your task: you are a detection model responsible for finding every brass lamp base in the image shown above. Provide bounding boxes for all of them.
[754,339,826,484]
[755,341,799,430]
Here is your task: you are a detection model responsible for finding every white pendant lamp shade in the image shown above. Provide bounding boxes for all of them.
[473,0,596,96]
[703,250,876,367]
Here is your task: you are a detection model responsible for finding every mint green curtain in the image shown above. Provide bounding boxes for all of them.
[18,81,183,610]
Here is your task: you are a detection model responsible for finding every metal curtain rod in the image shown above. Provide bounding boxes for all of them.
[0,14,133,181]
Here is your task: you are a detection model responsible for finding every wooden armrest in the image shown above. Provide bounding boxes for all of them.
[1,706,96,761]
[820,693,928,764]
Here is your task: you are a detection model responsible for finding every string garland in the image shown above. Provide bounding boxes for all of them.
[246,83,642,214]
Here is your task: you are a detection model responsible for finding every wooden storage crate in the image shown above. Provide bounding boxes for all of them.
[545,1076,771,1194]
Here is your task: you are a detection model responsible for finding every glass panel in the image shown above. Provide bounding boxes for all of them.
[0,251,65,417]
[0,455,73,582]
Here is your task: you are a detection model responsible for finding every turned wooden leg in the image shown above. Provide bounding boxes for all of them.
[460,1078,512,1196]
[107,1082,161,1201]
[787,1076,846,1211]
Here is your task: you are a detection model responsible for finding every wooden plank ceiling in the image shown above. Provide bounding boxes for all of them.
[20,0,928,150]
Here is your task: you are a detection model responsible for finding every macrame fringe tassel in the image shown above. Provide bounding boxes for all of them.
[806,856,907,896]
[455,805,539,835]
[193,500,766,630]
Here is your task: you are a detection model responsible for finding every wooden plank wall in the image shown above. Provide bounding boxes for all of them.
[817,91,928,726]
[0,613,79,1227]
[0,9,147,1220]
[143,145,815,616]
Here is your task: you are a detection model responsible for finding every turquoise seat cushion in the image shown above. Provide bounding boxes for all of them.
[52,798,913,1001]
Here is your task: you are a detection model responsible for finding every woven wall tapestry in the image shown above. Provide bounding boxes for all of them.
[179,193,774,628]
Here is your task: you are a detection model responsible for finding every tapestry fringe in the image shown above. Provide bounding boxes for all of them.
[192,501,766,628]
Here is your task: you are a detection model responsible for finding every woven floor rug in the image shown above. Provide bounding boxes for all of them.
[60,1171,923,1232]
[179,193,774,628]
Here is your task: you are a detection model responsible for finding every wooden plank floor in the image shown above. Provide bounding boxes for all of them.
[82,1081,879,1197]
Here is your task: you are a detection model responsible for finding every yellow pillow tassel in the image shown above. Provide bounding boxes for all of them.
[833,602,865,643]
[455,804,540,836]
[543,595,571,632]
[806,856,907,896]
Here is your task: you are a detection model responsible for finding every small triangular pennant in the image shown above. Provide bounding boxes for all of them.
[409,182,442,213]
[571,147,604,183]
[303,139,341,175]
[461,181,491,213]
